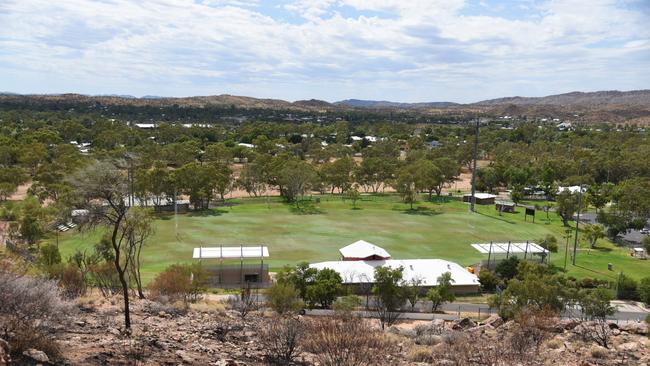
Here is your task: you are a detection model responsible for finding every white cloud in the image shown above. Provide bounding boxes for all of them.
[0,0,648,102]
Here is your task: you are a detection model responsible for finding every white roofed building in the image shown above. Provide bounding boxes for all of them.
[557,186,586,195]
[462,192,497,205]
[339,240,391,261]
[311,241,479,294]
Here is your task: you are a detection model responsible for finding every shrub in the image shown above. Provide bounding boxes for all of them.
[495,256,520,280]
[303,316,396,366]
[510,308,553,355]
[332,295,361,318]
[616,273,638,300]
[0,271,73,357]
[414,322,444,346]
[59,263,87,298]
[590,346,607,359]
[89,261,121,297]
[579,277,609,289]
[372,266,406,329]
[228,284,258,318]
[38,243,62,272]
[538,234,559,253]
[305,268,342,308]
[637,276,650,306]
[259,316,303,364]
[407,345,433,362]
[478,268,500,291]
[148,263,207,303]
[545,338,563,350]
[266,282,303,315]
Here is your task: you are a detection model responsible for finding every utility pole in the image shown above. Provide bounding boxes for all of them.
[563,228,572,271]
[469,118,479,213]
[174,186,178,239]
[572,161,585,266]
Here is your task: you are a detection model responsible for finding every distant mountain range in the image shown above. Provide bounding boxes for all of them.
[334,99,460,109]
[1,89,649,124]
[336,90,650,109]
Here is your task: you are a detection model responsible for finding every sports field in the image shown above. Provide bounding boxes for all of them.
[51,195,650,283]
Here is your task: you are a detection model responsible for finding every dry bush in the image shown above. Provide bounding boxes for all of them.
[414,323,444,346]
[545,338,563,350]
[190,299,227,314]
[303,316,396,366]
[590,346,608,359]
[228,285,259,318]
[59,263,87,298]
[124,333,152,366]
[148,264,206,303]
[510,308,553,356]
[259,316,303,364]
[436,332,508,366]
[0,271,74,357]
[407,344,433,363]
[89,261,121,297]
[143,298,189,316]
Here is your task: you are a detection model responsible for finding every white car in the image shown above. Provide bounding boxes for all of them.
[640,228,650,235]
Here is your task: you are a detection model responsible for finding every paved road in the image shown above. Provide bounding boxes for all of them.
[210,294,648,322]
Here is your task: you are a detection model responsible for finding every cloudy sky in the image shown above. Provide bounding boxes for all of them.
[1,0,649,103]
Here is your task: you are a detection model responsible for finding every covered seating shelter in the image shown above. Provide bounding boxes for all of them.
[192,245,270,288]
[471,241,549,269]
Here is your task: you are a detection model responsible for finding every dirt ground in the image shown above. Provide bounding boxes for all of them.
[8,181,31,201]
[6,160,492,201]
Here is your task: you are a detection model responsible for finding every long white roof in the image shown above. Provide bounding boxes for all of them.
[339,240,391,259]
[471,242,548,254]
[310,259,478,287]
[463,192,497,199]
[557,186,586,194]
[192,246,269,259]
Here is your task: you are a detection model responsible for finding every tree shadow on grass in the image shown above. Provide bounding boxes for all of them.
[401,206,442,216]
[288,201,324,215]
[588,246,613,253]
[188,208,229,217]
[475,210,517,224]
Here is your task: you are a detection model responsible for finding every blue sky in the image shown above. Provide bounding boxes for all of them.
[0,0,649,103]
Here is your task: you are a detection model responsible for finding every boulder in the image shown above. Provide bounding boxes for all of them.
[481,315,503,328]
[558,319,580,331]
[616,342,639,353]
[22,348,49,363]
[431,318,446,327]
[175,350,194,363]
[387,326,416,338]
[451,317,476,330]
[0,338,10,366]
[618,322,649,335]
[466,324,495,334]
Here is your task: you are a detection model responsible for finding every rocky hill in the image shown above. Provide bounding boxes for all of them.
[4,294,649,365]
[1,89,649,124]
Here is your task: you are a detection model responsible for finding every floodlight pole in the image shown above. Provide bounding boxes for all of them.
[572,161,585,266]
[469,118,480,213]
[174,186,178,238]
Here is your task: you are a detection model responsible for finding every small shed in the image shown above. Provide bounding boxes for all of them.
[463,193,497,205]
[495,201,516,213]
[631,247,646,258]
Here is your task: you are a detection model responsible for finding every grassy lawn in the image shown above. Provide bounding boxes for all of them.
[49,194,650,284]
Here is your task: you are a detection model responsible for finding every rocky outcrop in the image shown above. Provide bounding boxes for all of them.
[45,297,650,366]
[22,348,49,363]
[0,339,10,366]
